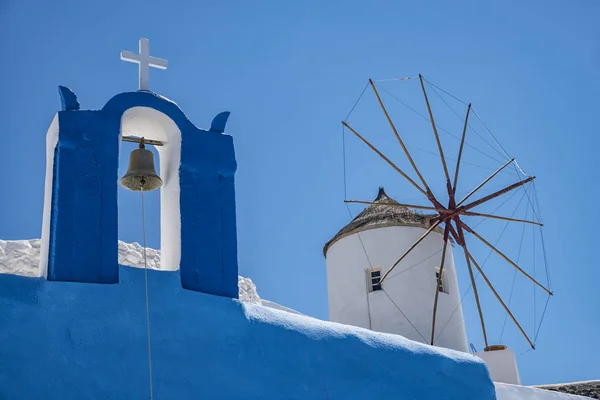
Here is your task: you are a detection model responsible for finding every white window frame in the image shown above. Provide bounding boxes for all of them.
[367,266,382,292]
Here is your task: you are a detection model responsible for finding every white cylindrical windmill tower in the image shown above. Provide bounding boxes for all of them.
[324,188,469,353]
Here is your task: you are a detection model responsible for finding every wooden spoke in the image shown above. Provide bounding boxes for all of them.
[460,222,553,295]
[342,121,427,196]
[462,211,543,226]
[452,104,471,194]
[458,230,489,348]
[380,220,442,285]
[442,221,459,243]
[419,74,450,182]
[369,79,433,194]
[457,158,515,207]
[344,199,447,213]
[465,248,535,349]
[462,176,535,212]
[430,226,450,345]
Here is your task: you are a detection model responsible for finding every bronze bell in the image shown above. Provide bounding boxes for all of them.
[120,138,163,192]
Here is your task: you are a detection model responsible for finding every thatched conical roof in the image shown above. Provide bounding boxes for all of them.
[323,188,438,256]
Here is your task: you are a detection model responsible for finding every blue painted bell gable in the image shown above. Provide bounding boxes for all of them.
[40,87,239,298]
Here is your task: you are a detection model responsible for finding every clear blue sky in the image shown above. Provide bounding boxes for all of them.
[1,0,598,386]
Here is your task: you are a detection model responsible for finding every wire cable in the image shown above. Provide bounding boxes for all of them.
[533,181,552,290]
[345,81,370,121]
[342,125,348,200]
[471,108,528,177]
[517,348,534,358]
[344,204,374,329]
[534,295,551,344]
[381,287,429,342]
[426,81,510,164]
[376,84,507,166]
[422,78,469,106]
[383,249,443,282]
[422,77,526,180]
[499,198,528,342]
[372,77,414,82]
[419,76,520,173]
[532,204,537,338]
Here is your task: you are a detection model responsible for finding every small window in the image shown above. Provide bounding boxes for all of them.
[435,268,447,294]
[368,267,382,292]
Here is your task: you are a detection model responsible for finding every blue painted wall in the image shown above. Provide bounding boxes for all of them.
[0,267,497,399]
[47,89,238,298]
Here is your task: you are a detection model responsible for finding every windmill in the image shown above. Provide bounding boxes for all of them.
[340,75,552,351]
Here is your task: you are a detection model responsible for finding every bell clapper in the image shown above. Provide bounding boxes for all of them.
[137,138,147,191]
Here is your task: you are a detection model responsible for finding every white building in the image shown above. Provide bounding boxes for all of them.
[324,188,469,352]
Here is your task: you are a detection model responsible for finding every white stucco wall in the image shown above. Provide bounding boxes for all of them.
[325,225,469,352]
[476,348,522,385]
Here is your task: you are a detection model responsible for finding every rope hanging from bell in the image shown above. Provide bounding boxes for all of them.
[119,136,160,399]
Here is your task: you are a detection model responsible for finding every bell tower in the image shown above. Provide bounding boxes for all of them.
[38,39,239,298]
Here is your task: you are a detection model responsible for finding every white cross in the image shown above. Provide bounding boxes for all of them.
[120,38,168,91]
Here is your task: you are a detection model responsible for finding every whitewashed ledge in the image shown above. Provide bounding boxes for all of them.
[0,239,262,304]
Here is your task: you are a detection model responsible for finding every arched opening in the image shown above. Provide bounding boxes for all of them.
[118,140,161,262]
[118,107,182,272]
